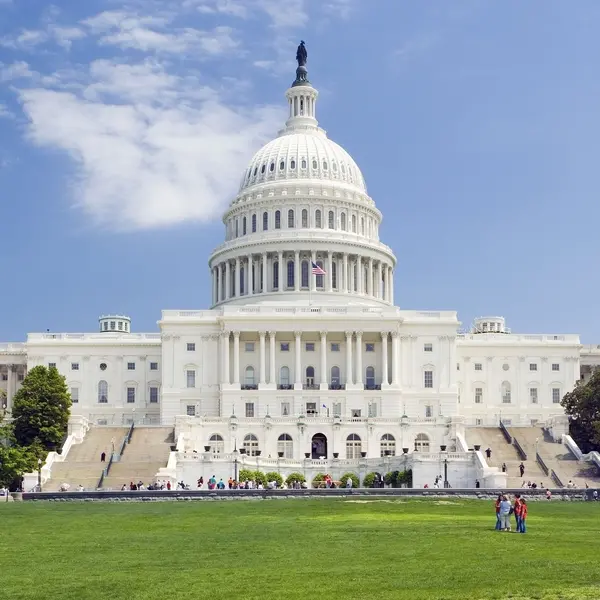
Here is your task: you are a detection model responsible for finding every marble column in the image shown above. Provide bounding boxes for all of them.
[357,259,363,294]
[345,331,353,386]
[278,251,283,292]
[327,254,333,292]
[320,331,327,388]
[262,252,268,294]
[259,331,266,384]
[225,261,231,300]
[368,258,373,297]
[376,262,382,299]
[269,331,276,385]
[389,266,394,305]
[381,331,389,387]
[6,364,15,410]
[222,332,230,384]
[391,332,399,386]
[343,253,348,293]
[355,331,363,386]
[294,251,300,292]
[294,331,302,388]
[233,331,240,385]
[248,255,253,296]
[310,250,316,292]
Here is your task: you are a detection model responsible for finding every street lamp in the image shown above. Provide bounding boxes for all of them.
[37,458,42,492]
[233,440,239,483]
[443,458,449,489]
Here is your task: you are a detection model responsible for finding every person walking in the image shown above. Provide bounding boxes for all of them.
[499,495,512,531]
[519,463,525,478]
[100,452,106,462]
[518,498,528,533]
[485,448,492,459]
[494,494,502,530]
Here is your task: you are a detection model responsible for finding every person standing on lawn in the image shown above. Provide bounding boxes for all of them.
[494,494,502,530]
[518,498,528,533]
[499,495,512,531]
[513,494,522,531]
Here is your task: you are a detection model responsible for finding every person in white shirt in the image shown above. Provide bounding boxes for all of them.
[346,477,353,489]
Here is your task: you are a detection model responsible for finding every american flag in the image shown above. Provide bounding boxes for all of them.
[311,261,326,275]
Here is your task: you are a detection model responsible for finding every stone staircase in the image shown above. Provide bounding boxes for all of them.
[102,427,173,490]
[45,427,129,491]
[509,427,600,488]
[464,427,544,488]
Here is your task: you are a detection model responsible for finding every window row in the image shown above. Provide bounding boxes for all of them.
[244,158,357,183]
[54,362,160,371]
[472,362,561,372]
[101,320,129,332]
[473,384,562,404]
[227,209,377,239]
[94,381,160,404]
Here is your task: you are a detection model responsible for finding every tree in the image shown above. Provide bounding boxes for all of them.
[0,431,45,490]
[561,369,600,453]
[285,472,306,486]
[11,366,71,451]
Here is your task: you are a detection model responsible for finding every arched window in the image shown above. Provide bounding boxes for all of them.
[301,260,309,288]
[301,209,308,228]
[277,433,293,459]
[312,159,318,169]
[288,209,295,228]
[287,260,294,289]
[341,213,346,231]
[315,209,322,228]
[243,433,259,456]
[323,160,328,170]
[414,433,430,453]
[366,366,375,388]
[273,261,279,290]
[332,261,337,289]
[330,366,340,385]
[251,214,257,233]
[380,434,396,457]
[240,266,245,295]
[263,211,268,231]
[269,162,275,172]
[351,214,356,232]
[301,158,307,169]
[245,366,255,385]
[209,434,224,454]
[261,164,266,174]
[332,161,337,172]
[290,159,296,170]
[242,216,247,235]
[316,261,324,289]
[98,380,108,403]
[279,160,285,170]
[502,381,511,404]
[279,366,290,386]
[275,210,281,229]
[346,434,362,459]
[328,210,334,229]
[253,166,258,177]
[305,366,315,387]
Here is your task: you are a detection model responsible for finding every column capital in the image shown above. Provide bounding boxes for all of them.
[391,331,399,339]
[233,330,240,338]
[294,331,302,338]
[268,331,276,338]
[258,330,266,338]
[345,331,353,338]
[320,331,327,338]
[380,331,390,340]
[355,330,363,337]
[222,330,231,338]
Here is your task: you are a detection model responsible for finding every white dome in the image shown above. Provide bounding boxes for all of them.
[238,129,367,196]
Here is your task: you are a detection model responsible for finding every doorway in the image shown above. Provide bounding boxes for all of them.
[311,433,327,459]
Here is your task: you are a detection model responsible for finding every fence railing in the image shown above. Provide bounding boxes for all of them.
[499,421,512,444]
[550,469,563,488]
[536,452,549,476]
[512,436,528,461]
[97,453,114,489]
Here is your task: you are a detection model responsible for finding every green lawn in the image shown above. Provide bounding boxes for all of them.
[1,499,599,600]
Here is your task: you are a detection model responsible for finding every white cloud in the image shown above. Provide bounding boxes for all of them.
[18,60,283,230]
[0,25,85,50]
[257,0,307,29]
[185,0,248,18]
[0,103,12,118]
[0,61,37,81]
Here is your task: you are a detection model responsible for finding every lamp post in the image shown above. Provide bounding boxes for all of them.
[443,458,449,489]
[37,458,42,492]
[233,440,239,483]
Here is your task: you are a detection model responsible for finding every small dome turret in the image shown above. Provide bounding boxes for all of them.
[99,315,131,333]
[472,316,509,334]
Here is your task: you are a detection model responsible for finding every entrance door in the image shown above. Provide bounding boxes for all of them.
[311,433,328,459]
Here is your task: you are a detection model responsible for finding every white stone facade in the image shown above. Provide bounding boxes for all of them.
[0,55,596,487]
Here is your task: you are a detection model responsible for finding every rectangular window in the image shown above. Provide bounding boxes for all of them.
[281,402,290,416]
[245,342,255,352]
[424,370,433,388]
[48,363,56,368]
[110,321,115,330]
[368,403,377,417]
[552,388,561,404]
[365,343,375,352]
[118,322,123,330]
[332,402,342,417]
[552,363,560,371]
[186,405,196,416]
[187,343,196,352]
[475,387,482,404]
[331,343,340,352]
[529,387,538,404]
[186,370,196,388]
[474,363,482,371]
[245,402,255,418]
[150,362,158,371]
[475,418,482,426]
[424,343,433,352]
[306,402,317,416]
[351,409,362,418]
[280,342,290,352]
[149,387,159,403]
[127,387,136,403]
[71,363,79,371]
[425,405,432,418]
[305,343,315,352]
[529,363,537,371]
[127,362,135,371]
[70,387,79,403]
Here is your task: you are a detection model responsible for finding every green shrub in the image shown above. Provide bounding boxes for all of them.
[384,469,413,488]
[238,469,254,483]
[362,472,378,488]
[285,472,306,485]
[265,472,283,487]
[311,472,327,487]
[339,472,360,488]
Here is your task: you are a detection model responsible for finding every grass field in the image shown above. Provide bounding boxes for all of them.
[1,499,599,600]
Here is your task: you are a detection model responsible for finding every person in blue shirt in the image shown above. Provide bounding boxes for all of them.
[498,495,512,531]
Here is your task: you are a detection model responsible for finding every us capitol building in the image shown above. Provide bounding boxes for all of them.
[2,45,599,488]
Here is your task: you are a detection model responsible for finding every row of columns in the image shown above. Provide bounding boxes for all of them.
[211,252,394,305]
[1,364,22,410]
[220,331,401,387]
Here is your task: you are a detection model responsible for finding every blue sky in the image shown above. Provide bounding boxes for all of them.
[1,0,600,342]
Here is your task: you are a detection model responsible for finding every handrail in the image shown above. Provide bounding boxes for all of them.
[512,436,528,460]
[550,469,563,488]
[536,451,549,476]
[118,423,135,458]
[499,421,512,444]
[126,422,134,444]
